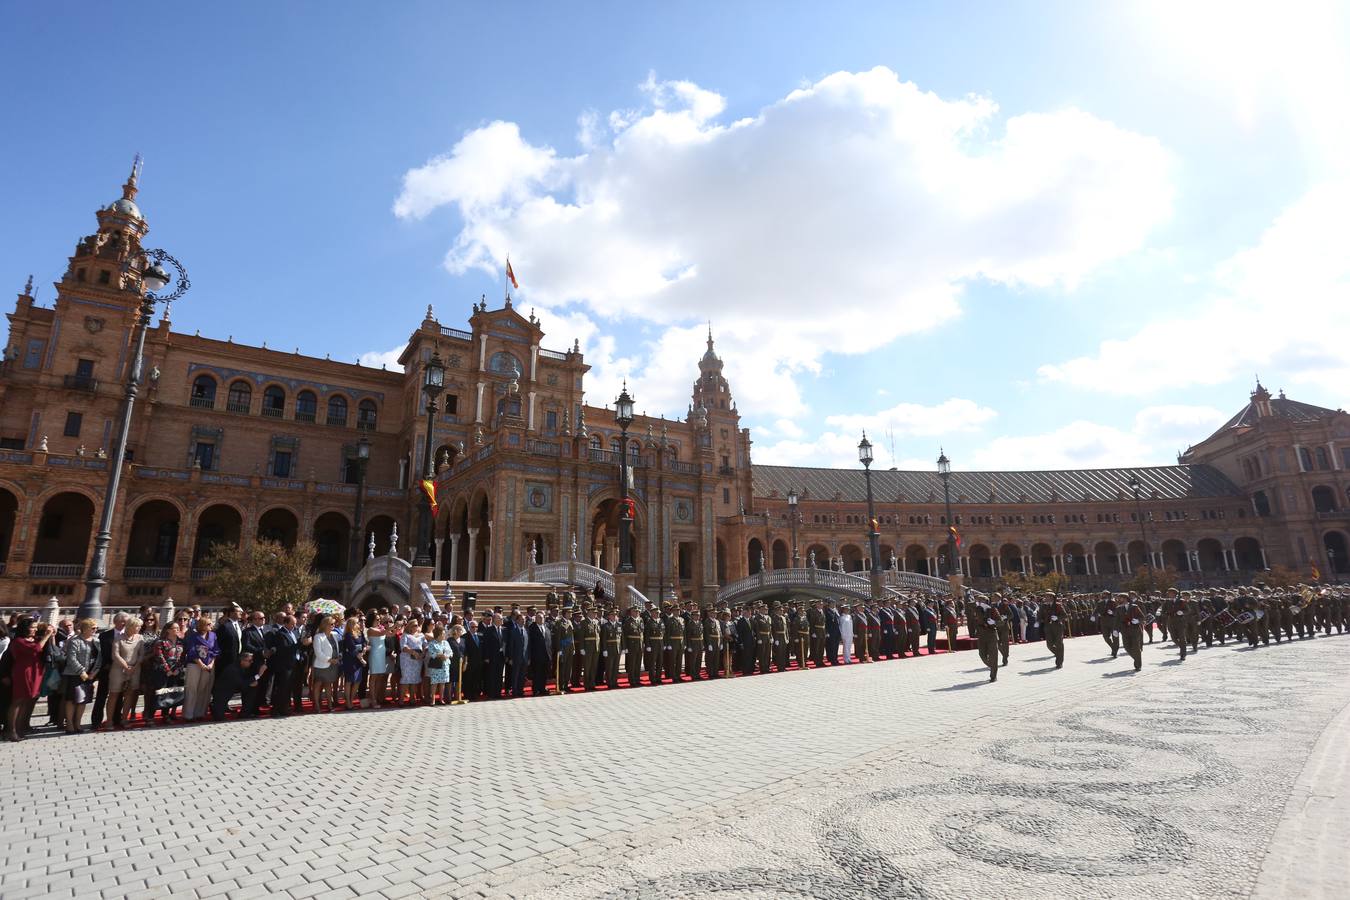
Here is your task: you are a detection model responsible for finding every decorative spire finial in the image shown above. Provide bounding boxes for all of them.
[122,153,142,201]
[23,274,33,297]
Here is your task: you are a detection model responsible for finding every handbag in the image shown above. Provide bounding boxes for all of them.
[41,665,62,695]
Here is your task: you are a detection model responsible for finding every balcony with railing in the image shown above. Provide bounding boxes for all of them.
[718,464,735,476]
[190,567,218,582]
[29,563,84,578]
[527,439,561,457]
[189,395,216,409]
[356,417,377,432]
[326,414,348,428]
[63,374,99,392]
[225,399,251,414]
[671,460,700,475]
[539,348,570,361]
[123,566,172,581]
[439,325,473,341]
[316,570,354,583]
[295,409,316,423]
[261,405,284,419]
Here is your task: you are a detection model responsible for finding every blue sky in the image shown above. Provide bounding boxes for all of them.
[3,1,1347,471]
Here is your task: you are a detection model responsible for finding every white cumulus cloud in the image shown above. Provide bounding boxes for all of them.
[394,67,1174,424]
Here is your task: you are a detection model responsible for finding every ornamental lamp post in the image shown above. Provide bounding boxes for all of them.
[614,383,636,574]
[859,433,881,598]
[1128,473,1155,594]
[937,449,958,580]
[787,488,800,569]
[1328,546,1339,585]
[414,349,445,568]
[348,435,370,574]
[79,249,189,623]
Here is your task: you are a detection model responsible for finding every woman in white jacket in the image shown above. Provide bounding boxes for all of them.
[838,606,854,664]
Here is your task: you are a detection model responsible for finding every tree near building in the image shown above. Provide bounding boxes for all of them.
[201,538,319,614]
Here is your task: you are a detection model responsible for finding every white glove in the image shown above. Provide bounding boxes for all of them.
[645,646,651,652]
[580,649,586,656]
[1050,616,1059,622]
[664,645,671,651]
[602,650,608,658]
[986,619,995,625]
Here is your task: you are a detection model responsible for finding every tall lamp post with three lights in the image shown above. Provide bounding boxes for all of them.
[937,449,959,588]
[79,249,189,622]
[414,349,445,569]
[614,383,636,576]
[858,433,882,599]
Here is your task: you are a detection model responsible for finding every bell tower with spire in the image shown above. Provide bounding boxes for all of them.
[689,326,750,520]
[691,324,733,415]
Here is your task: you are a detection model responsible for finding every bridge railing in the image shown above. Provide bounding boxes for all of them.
[351,554,412,599]
[508,560,616,598]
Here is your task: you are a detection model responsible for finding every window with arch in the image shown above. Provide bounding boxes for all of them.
[357,399,378,431]
[326,395,348,427]
[1299,447,1314,471]
[295,390,317,423]
[1315,446,1330,470]
[1312,485,1338,513]
[226,380,252,414]
[262,385,285,418]
[190,375,216,409]
[590,436,602,452]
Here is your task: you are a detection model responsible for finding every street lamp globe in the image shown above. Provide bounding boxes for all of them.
[787,488,798,508]
[937,449,951,477]
[857,432,873,467]
[1127,473,1141,494]
[357,434,370,460]
[142,262,171,294]
[423,349,445,397]
[615,382,635,429]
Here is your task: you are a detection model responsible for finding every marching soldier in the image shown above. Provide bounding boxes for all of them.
[623,605,645,687]
[1041,591,1068,669]
[1097,592,1120,658]
[1164,589,1190,660]
[1119,593,1147,671]
[994,595,1013,667]
[975,601,1001,681]
[644,604,665,685]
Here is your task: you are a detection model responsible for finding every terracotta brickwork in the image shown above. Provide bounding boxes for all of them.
[1,172,1346,607]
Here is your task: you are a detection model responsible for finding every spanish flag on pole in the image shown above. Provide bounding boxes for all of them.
[421,478,439,518]
[1311,561,1321,582]
[506,256,519,290]
[949,524,962,548]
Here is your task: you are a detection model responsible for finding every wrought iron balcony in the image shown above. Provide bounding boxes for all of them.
[123,566,172,581]
[29,563,84,578]
[62,374,99,392]
[189,395,215,409]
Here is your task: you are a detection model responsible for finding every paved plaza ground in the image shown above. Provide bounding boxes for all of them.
[2,631,1348,899]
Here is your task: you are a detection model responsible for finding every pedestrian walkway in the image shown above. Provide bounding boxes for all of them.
[1,630,1345,899]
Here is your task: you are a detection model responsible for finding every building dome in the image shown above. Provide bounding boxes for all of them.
[108,197,141,218]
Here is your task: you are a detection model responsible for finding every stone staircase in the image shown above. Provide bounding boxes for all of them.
[423,581,559,612]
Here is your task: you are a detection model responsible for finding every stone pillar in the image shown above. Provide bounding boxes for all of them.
[994,556,1002,577]
[448,534,461,582]
[45,596,60,625]
[466,527,479,581]
[484,520,493,581]
[160,596,176,624]
[1330,441,1342,470]
[1260,549,1269,568]
[1221,548,1231,571]
[433,537,444,579]
[475,382,486,423]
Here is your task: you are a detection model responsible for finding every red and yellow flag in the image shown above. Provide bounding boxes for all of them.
[506,257,519,290]
[1311,562,1321,582]
[949,525,962,548]
[421,478,439,517]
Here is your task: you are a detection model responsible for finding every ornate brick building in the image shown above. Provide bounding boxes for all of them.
[1,169,1346,608]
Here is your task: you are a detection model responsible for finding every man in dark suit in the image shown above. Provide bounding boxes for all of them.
[480,612,505,698]
[240,610,269,716]
[526,613,552,696]
[215,603,244,669]
[734,607,755,676]
[91,612,127,729]
[824,599,841,665]
[266,615,300,716]
[504,612,528,698]
[461,618,483,700]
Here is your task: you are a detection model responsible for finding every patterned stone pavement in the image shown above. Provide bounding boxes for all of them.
[2,630,1348,899]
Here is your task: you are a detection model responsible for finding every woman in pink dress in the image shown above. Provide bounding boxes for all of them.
[4,617,54,742]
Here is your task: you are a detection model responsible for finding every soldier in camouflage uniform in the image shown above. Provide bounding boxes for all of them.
[663,603,685,682]
[770,601,790,671]
[576,603,601,691]
[552,600,575,692]
[1096,592,1120,658]
[684,602,704,680]
[975,601,1001,682]
[600,607,622,689]
[1119,593,1147,672]
[1041,591,1068,669]
[808,599,826,667]
[753,603,773,673]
